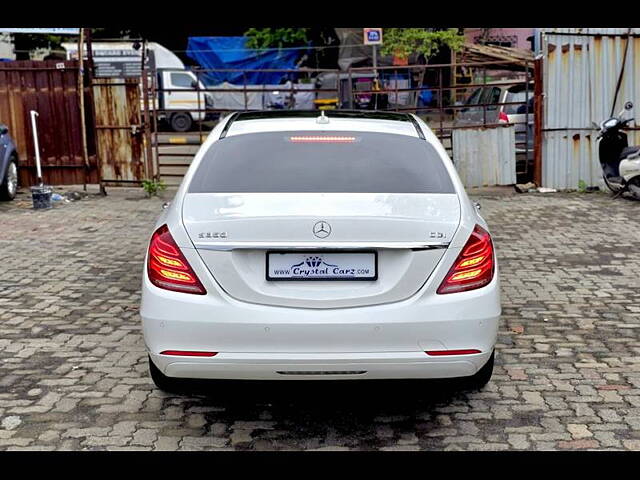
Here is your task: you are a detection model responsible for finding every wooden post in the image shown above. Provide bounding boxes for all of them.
[77,28,89,191]
[85,29,105,195]
[140,39,155,181]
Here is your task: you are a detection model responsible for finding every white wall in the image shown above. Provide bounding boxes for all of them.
[0,33,15,60]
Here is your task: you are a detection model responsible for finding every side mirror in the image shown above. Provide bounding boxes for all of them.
[0,124,7,135]
[625,101,633,110]
[191,79,198,89]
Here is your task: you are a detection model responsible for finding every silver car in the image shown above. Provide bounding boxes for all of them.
[456,82,534,156]
[0,124,18,201]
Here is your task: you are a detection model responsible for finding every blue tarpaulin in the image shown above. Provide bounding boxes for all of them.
[186,37,306,85]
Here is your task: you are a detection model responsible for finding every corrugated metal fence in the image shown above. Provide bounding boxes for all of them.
[542,28,640,189]
[452,125,516,188]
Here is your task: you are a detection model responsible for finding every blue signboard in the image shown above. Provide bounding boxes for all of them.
[364,28,383,45]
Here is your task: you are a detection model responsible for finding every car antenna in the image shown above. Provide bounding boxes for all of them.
[316,110,330,124]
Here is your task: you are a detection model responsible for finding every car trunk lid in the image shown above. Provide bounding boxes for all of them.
[182,192,460,308]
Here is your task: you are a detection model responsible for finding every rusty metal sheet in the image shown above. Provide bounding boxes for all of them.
[0,60,98,185]
[452,125,516,188]
[542,31,640,189]
[92,77,144,183]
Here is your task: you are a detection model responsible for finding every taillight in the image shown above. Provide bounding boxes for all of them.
[437,225,494,294]
[498,111,509,123]
[147,224,207,295]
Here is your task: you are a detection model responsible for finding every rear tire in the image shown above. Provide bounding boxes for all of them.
[603,174,621,194]
[461,350,494,390]
[170,112,193,132]
[0,157,18,201]
[148,355,185,393]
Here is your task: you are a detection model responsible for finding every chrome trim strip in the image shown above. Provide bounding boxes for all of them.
[276,370,367,375]
[193,241,449,251]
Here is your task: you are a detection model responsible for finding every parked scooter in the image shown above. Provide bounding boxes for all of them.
[597,101,640,199]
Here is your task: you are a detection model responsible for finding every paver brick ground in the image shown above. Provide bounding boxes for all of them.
[1,186,639,450]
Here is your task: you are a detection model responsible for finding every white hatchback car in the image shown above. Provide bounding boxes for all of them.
[141,110,501,392]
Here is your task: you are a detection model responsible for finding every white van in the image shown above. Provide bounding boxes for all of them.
[62,41,212,132]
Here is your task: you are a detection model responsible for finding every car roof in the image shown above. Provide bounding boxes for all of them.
[222,110,425,139]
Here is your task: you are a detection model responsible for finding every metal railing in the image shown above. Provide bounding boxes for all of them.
[142,60,539,185]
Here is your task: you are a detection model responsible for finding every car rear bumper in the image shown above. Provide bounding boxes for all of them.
[141,270,500,381]
[150,350,493,381]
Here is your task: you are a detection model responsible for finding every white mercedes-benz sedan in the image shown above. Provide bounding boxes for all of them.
[141,110,500,392]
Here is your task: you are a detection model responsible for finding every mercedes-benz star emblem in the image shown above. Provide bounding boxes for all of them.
[313,221,331,239]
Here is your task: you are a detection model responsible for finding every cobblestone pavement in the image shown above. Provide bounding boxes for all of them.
[1,187,639,451]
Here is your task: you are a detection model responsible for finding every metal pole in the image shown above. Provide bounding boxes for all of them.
[372,44,377,76]
[289,75,294,110]
[524,59,530,180]
[439,67,443,142]
[151,69,160,181]
[373,47,379,110]
[533,56,543,187]
[414,65,425,112]
[197,68,203,141]
[394,68,399,112]
[482,66,487,126]
[348,69,353,109]
[335,70,342,110]
[243,72,248,110]
[30,110,42,184]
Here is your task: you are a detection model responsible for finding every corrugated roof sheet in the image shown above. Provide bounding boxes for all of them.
[459,43,535,69]
[541,28,640,36]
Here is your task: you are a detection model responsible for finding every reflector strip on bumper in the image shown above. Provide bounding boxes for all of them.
[425,349,481,356]
[160,350,218,357]
[276,370,367,375]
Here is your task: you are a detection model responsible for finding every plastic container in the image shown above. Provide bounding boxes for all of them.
[30,185,53,209]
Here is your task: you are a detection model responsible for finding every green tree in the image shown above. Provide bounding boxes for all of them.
[244,28,309,50]
[380,28,465,61]
[13,34,65,60]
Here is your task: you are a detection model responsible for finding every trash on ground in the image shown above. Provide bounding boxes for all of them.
[514,182,536,193]
[65,191,86,202]
[30,185,53,209]
[537,187,557,193]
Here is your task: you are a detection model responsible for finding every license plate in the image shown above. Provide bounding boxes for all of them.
[266,251,377,281]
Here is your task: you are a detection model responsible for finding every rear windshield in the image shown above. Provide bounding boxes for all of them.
[188,131,455,194]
